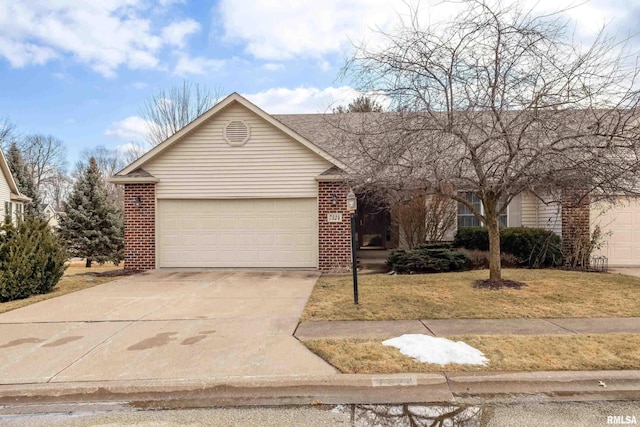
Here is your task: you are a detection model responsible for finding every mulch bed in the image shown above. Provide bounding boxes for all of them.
[473,278,527,290]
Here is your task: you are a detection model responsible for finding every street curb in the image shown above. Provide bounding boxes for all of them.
[1,371,639,413]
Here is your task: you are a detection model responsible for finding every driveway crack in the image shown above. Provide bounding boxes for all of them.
[543,319,577,334]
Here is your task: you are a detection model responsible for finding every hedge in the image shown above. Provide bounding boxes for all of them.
[453,226,561,267]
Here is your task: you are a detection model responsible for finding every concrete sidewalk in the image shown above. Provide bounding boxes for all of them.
[295,317,640,340]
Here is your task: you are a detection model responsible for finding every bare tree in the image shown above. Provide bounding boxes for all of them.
[41,168,71,211]
[140,81,222,146]
[339,0,640,283]
[0,117,17,150]
[19,134,67,192]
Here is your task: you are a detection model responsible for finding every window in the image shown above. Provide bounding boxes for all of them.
[457,192,508,228]
[15,204,23,221]
[4,201,12,221]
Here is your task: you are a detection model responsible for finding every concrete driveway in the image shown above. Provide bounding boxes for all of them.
[0,270,335,385]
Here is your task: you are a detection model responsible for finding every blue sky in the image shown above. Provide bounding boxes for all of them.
[0,0,638,167]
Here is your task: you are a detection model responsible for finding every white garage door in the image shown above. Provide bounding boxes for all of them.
[592,197,640,266]
[157,199,317,268]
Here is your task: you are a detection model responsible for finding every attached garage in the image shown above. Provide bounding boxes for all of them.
[157,198,317,268]
[592,197,640,266]
[111,93,352,271]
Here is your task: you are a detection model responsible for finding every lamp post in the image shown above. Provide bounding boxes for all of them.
[347,190,358,305]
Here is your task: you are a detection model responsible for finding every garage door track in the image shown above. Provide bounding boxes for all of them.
[0,270,335,385]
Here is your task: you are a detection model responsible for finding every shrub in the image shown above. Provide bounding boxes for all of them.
[387,245,470,274]
[0,217,68,302]
[453,226,561,267]
[500,227,561,267]
[453,227,489,251]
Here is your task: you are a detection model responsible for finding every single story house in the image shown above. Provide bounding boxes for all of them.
[110,93,639,271]
[0,150,30,223]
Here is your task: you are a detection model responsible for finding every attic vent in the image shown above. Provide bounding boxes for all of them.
[224,120,250,146]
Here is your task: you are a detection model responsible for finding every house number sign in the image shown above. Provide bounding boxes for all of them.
[327,213,343,223]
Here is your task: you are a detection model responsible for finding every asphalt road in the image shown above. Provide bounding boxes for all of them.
[1,401,639,426]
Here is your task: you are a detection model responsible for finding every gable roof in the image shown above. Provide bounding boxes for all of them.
[0,150,30,202]
[113,93,349,179]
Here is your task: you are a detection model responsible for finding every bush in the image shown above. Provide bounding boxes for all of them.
[500,227,561,267]
[0,217,68,302]
[453,227,489,251]
[453,227,561,267]
[387,245,470,274]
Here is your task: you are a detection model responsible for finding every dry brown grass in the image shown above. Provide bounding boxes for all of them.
[303,334,640,373]
[302,269,640,321]
[0,259,122,314]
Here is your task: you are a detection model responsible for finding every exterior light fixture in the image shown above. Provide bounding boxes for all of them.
[347,190,357,213]
[346,189,358,304]
[135,196,142,207]
[331,194,338,206]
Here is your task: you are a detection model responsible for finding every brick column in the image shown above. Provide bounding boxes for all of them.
[561,191,590,267]
[124,183,156,271]
[318,181,352,272]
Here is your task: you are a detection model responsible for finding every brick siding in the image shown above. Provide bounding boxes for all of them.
[124,183,156,271]
[318,181,352,272]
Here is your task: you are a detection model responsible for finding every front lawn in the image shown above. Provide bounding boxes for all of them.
[303,334,640,373]
[302,269,640,321]
[0,259,123,314]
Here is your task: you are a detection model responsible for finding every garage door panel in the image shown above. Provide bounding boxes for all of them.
[157,199,317,268]
[592,197,640,266]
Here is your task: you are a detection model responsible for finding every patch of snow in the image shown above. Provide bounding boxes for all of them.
[382,334,488,366]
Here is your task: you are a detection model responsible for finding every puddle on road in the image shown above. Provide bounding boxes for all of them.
[332,403,482,426]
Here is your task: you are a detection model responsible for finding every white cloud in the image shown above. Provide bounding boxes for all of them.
[218,0,404,60]
[174,55,225,75]
[217,0,633,61]
[0,1,201,77]
[131,81,148,90]
[262,63,284,72]
[162,19,200,48]
[105,116,151,142]
[242,86,390,114]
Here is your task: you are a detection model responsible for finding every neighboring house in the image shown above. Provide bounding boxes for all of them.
[41,203,60,228]
[0,150,30,224]
[110,93,636,271]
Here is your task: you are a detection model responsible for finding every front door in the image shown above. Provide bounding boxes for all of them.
[357,196,389,249]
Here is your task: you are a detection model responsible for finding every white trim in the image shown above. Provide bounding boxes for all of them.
[108,177,160,184]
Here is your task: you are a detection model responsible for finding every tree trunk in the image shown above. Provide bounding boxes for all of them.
[486,216,502,280]
[85,258,92,268]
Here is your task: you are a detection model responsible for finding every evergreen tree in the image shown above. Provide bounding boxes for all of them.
[58,157,123,267]
[5,143,41,217]
[333,95,384,113]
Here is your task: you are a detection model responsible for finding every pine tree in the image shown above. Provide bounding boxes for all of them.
[5,143,41,217]
[58,157,123,267]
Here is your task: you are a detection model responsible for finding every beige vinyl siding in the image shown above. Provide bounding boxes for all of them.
[0,173,10,218]
[145,103,332,199]
[521,192,561,234]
